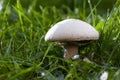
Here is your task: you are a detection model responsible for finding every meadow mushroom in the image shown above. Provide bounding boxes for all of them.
[45,19,99,59]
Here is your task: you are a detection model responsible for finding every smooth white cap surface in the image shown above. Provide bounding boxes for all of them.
[45,19,99,41]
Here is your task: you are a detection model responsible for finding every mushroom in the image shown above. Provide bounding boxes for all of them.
[45,19,99,59]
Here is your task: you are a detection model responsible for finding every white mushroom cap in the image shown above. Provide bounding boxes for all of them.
[45,19,99,41]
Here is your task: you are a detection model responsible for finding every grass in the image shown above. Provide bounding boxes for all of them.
[0,0,120,80]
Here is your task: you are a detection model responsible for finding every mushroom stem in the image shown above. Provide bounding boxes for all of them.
[63,43,79,59]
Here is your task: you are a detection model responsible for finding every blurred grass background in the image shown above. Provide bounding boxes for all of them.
[0,0,120,80]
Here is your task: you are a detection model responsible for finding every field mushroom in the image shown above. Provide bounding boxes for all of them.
[45,19,99,59]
